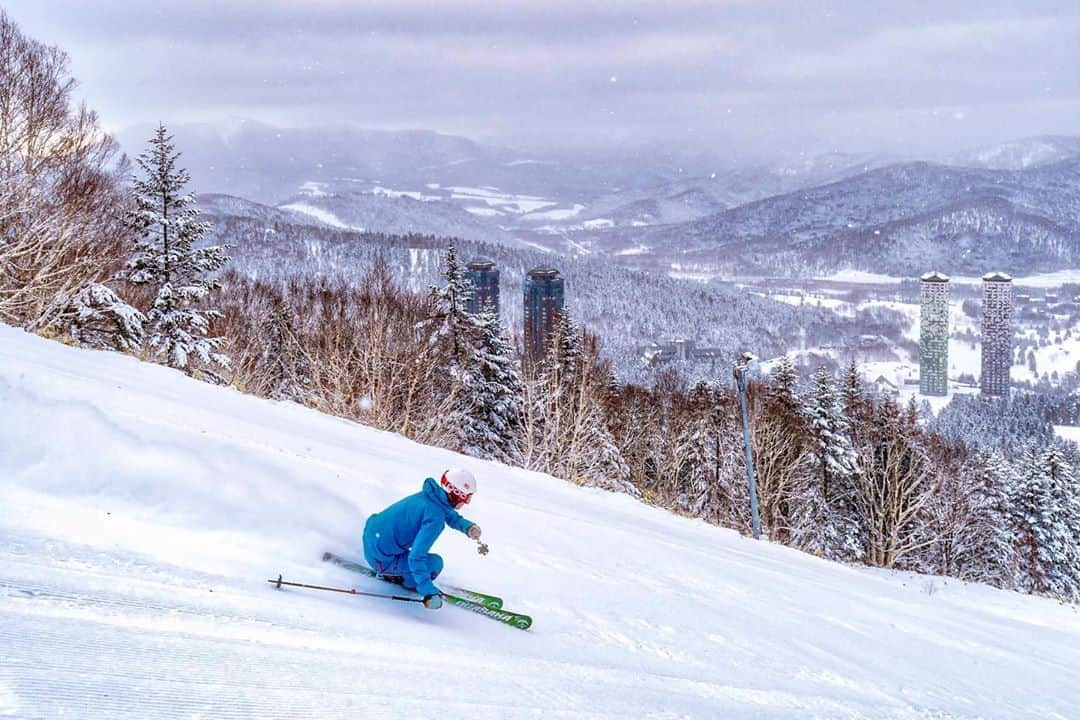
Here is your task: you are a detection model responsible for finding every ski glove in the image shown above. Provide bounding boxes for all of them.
[423,594,443,610]
[467,524,482,540]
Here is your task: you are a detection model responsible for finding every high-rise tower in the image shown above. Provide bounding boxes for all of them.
[980,272,1013,397]
[465,259,499,316]
[523,266,565,369]
[919,271,950,396]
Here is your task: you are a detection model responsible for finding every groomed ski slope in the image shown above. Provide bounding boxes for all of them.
[1,324,1078,720]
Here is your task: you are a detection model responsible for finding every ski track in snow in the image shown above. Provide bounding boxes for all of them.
[1,324,1079,719]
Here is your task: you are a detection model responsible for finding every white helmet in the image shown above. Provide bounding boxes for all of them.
[439,468,477,505]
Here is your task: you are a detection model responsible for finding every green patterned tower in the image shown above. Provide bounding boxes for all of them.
[919,271,950,396]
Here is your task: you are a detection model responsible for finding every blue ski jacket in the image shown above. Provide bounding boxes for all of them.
[362,477,475,596]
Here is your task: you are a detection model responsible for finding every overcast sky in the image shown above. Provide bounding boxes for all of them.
[6,1,1079,158]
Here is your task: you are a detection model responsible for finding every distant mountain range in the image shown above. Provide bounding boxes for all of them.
[591,156,1080,277]
[117,121,697,205]
[141,122,1080,279]
[566,152,896,228]
[944,135,1080,171]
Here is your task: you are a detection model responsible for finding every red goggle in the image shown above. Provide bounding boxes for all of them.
[440,474,474,506]
[448,489,473,506]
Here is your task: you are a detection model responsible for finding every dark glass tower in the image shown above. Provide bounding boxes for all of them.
[465,259,499,316]
[523,266,565,368]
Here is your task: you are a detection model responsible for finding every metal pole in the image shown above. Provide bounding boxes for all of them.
[733,358,762,539]
[268,574,424,603]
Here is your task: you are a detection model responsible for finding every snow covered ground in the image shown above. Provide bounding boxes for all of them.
[522,203,586,222]
[2,325,1079,719]
[956,271,1080,289]
[278,202,356,230]
[822,269,1080,288]
[822,270,905,285]
[446,186,555,214]
[1055,425,1080,444]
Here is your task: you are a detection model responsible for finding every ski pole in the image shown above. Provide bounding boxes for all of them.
[268,574,424,603]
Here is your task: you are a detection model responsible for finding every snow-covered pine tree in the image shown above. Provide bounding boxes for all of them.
[672,406,741,523]
[926,450,1016,586]
[550,305,582,377]
[805,366,859,503]
[672,415,712,513]
[841,357,861,406]
[123,123,229,376]
[1012,446,1046,594]
[1012,445,1080,600]
[454,306,523,462]
[803,365,862,559]
[792,481,866,562]
[969,451,1019,584]
[426,242,474,364]
[57,283,146,352]
[770,355,798,401]
[682,381,749,529]
[419,244,481,444]
[904,396,920,427]
[607,381,666,500]
[770,364,857,560]
[840,357,869,425]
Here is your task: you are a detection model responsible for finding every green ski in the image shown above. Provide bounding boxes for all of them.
[442,595,533,631]
[322,551,503,610]
[322,551,531,630]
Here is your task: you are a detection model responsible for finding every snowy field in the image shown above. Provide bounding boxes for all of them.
[823,269,1080,288]
[278,201,355,230]
[1055,425,1080,444]
[2,325,1080,719]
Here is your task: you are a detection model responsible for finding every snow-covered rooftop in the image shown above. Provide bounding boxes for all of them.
[526,265,560,278]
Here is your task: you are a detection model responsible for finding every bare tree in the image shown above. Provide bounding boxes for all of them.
[750,388,815,542]
[520,315,631,492]
[853,401,934,568]
[0,12,127,326]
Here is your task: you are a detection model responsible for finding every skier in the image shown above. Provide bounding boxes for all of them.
[362,468,482,610]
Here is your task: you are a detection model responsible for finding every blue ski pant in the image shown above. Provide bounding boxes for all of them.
[367,551,443,591]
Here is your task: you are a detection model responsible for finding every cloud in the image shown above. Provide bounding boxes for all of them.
[4,0,1078,156]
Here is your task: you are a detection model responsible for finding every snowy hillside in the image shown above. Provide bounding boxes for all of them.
[2,325,1079,719]
[575,159,1080,277]
[946,135,1080,171]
